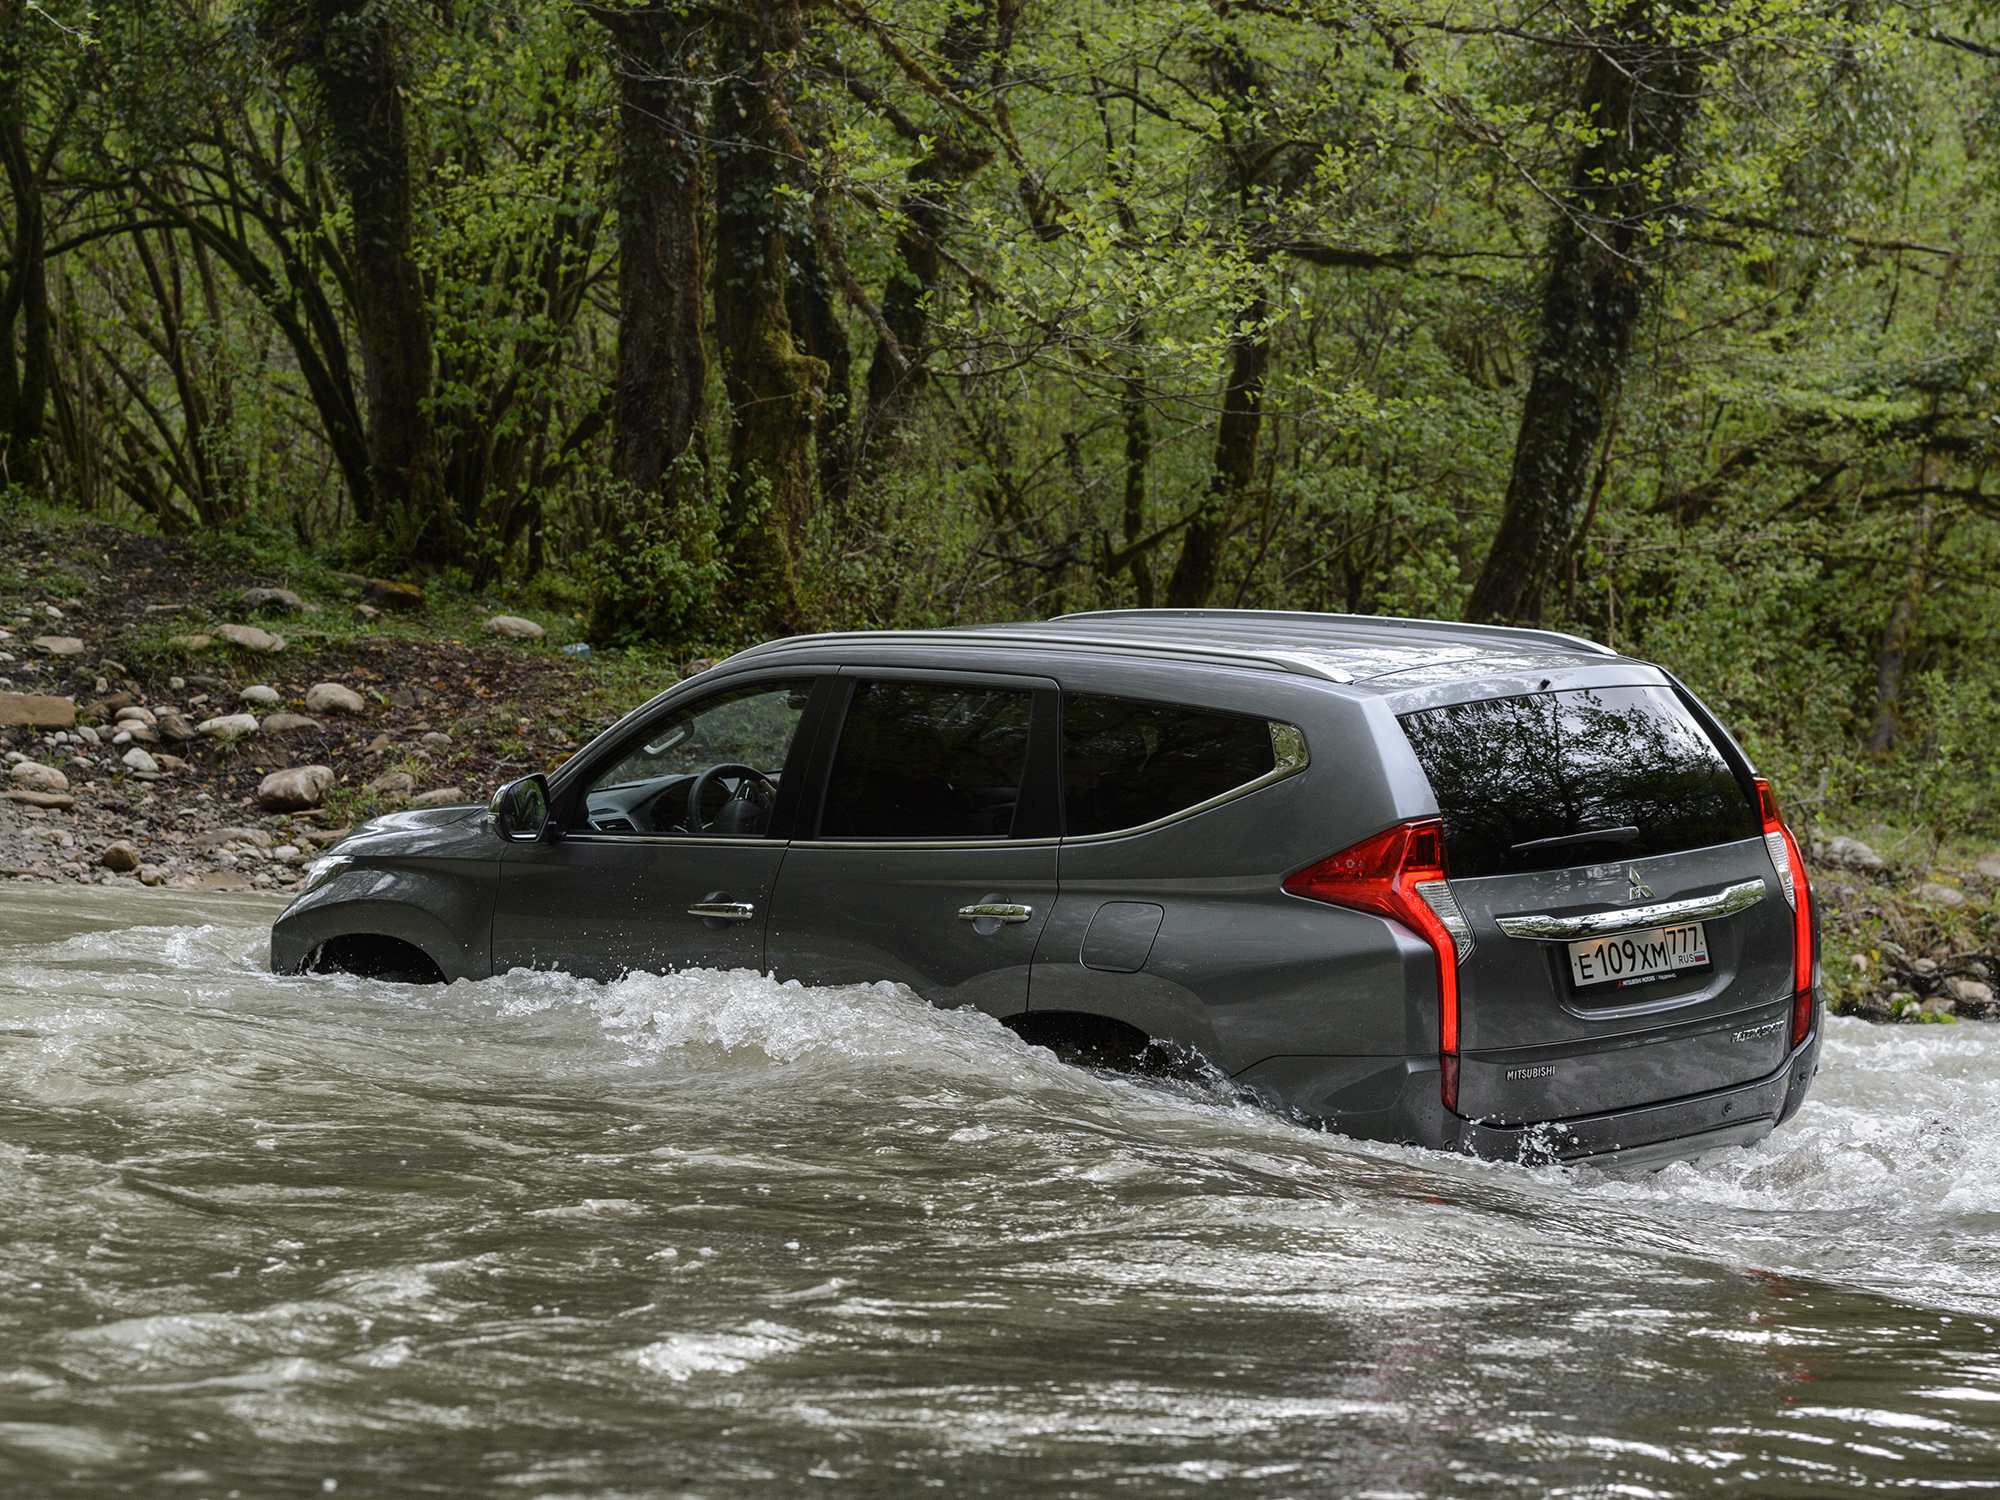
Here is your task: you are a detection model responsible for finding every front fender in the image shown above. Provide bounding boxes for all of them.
[273,859,497,981]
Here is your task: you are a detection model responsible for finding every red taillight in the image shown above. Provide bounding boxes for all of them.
[1756,777,1815,1046]
[1283,819,1471,1110]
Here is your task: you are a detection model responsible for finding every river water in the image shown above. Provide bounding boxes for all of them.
[3,889,1999,1498]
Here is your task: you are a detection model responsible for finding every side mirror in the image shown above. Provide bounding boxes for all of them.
[489,774,553,842]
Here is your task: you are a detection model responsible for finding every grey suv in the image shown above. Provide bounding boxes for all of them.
[272,610,1820,1168]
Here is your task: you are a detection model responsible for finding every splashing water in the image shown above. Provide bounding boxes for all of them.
[3,886,1998,1496]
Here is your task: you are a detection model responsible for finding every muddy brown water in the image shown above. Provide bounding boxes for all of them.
[3,887,1999,1497]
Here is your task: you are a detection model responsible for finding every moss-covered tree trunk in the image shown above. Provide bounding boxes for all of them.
[1464,6,1705,625]
[268,0,444,560]
[1166,288,1268,608]
[0,0,52,492]
[712,0,826,638]
[587,6,711,644]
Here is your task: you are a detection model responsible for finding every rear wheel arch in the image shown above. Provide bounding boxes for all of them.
[1004,1010,1217,1083]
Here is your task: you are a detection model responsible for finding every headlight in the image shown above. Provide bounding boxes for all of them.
[300,855,352,894]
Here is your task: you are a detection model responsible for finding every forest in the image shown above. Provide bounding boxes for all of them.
[4,0,2000,845]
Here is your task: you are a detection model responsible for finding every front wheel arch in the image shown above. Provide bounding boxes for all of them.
[305,933,448,985]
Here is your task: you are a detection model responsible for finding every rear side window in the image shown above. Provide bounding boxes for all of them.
[1063,695,1279,835]
[820,680,1032,839]
[1398,685,1758,878]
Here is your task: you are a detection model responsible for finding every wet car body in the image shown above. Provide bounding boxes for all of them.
[272,609,1821,1167]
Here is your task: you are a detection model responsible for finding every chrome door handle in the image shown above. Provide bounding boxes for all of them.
[1495,879,1766,941]
[688,902,756,922]
[958,903,1033,923]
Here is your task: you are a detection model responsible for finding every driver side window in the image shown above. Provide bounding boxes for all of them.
[580,679,812,837]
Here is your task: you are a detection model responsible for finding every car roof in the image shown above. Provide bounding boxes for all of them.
[726,608,1623,690]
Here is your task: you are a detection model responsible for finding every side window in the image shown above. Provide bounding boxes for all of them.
[819,680,1033,839]
[1062,695,1292,836]
[580,679,811,837]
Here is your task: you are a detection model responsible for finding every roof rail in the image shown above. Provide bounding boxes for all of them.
[1045,608,1618,658]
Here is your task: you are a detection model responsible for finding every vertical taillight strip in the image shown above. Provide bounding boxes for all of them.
[1282,819,1467,1112]
[1755,778,1815,1046]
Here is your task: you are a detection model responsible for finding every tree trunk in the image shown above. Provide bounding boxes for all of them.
[1865,473,1951,753]
[1464,6,1706,624]
[712,0,826,637]
[271,0,443,558]
[0,0,52,492]
[1121,361,1154,607]
[586,7,712,643]
[1166,289,1269,608]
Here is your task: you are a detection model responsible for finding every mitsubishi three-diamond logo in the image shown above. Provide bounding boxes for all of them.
[1627,867,1656,903]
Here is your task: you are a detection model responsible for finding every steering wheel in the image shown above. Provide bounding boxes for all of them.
[687,763,776,834]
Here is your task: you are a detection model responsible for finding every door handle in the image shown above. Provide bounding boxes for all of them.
[958,903,1032,924]
[688,901,756,922]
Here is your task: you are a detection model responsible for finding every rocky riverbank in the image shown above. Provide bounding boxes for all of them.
[0,515,671,895]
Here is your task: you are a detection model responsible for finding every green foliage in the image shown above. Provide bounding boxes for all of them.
[11,0,2000,848]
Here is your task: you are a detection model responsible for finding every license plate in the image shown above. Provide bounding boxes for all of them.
[1568,922,1709,990]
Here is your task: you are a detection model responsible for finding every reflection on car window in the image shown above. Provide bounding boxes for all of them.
[820,681,1031,839]
[1398,685,1758,877]
[582,680,810,837]
[1062,695,1277,836]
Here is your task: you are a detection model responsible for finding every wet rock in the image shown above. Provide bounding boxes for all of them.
[0,693,75,729]
[419,730,452,748]
[33,635,85,657]
[482,614,545,641]
[1823,836,1886,872]
[257,764,335,812]
[200,826,274,850]
[167,634,213,651]
[78,692,136,722]
[367,771,415,796]
[1947,976,1994,1006]
[115,705,157,726]
[6,789,72,810]
[9,761,68,794]
[137,865,167,887]
[261,713,322,736]
[239,587,304,611]
[215,623,286,652]
[198,713,259,738]
[305,682,365,716]
[121,748,158,773]
[156,711,197,742]
[239,685,282,706]
[409,787,465,807]
[365,579,424,611]
[99,841,140,872]
[1915,881,1967,908]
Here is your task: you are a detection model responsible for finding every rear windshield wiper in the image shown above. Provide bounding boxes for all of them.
[1511,825,1641,853]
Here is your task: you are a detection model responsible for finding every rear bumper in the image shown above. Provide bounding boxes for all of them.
[1235,998,1823,1169]
[1451,1017,1822,1167]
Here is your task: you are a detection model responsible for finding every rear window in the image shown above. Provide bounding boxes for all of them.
[1397,685,1757,877]
[1063,695,1278,835]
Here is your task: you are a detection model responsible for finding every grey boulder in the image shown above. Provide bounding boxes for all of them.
[257,764,335,812]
